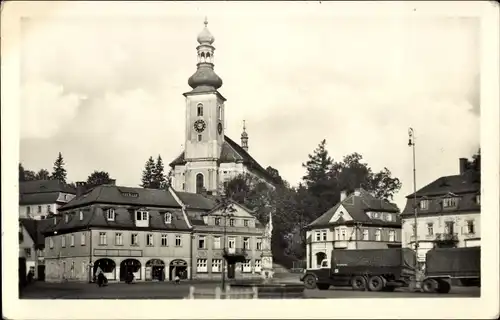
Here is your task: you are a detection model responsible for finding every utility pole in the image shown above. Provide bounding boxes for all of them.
[408,128,419,274]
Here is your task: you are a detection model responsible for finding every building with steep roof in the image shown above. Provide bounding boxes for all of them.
[169,18,277,194]
[19,180,76,220]
[304,188,402,269]
[400,158,481,266]
[19,218,53,280]
[42,183,266,282]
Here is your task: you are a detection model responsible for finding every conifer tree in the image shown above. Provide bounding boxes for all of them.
[152,155,166,189]
[51,152,67,183]
[141,156,156,188]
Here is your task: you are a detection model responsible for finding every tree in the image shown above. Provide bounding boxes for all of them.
[35,169,51,180]
[302,139,333,190]
[51,152,67,183]
[266,166,285,186]
[165,169,174,189]
[19,163,37,181]
[141,156,156,188]
[469,148,481,172]
[87,171,113,188]
[151,155,166,189]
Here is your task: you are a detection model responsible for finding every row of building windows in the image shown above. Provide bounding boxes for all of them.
[195,258,261,273]
[48,232,184,248]
[26,204,54,216]
[197,235,262,250]
[62,209,173,225]
[419,195,480,210]
[314,229,397,242]
[412,220,476,236]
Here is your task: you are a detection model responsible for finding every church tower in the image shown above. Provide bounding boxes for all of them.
[182,18,226,194]
[241,120,249,152]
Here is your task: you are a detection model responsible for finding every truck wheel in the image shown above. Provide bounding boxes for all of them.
[367,276,385,292]
[436,280,451,294]
[317,284,330,290]
[422,279,439,293]
[351,276,367,291]
[303,275,317,289]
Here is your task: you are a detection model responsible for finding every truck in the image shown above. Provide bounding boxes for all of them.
[421,246,481,294]
[300,248,416,291]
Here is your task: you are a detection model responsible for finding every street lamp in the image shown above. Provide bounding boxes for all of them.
[408,128,419,272]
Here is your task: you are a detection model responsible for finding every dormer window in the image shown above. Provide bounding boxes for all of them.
[106,208,115,221]
[79,211,83,220]
[419,199,429,210]
[443,197,458,208]
[135,210,149,227]
[165,212,172,224]
[215,217,221,226]
[53,217,57,225]
[64,214,69,223]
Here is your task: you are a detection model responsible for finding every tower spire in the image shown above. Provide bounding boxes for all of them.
[241,120,249,152]
[187,17,223,91]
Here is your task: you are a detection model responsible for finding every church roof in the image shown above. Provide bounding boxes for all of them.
[169,135,276,184]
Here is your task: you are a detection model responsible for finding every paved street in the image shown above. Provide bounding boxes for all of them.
[20,281,480,299]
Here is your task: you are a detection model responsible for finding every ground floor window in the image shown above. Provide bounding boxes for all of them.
[211,259,222,273]
[242,259,252,273]
[254,259,262,273]
[196,259,207,273]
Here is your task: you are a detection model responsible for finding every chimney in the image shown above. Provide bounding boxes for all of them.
[75,181,87,198]
[459,158,468,175]
[340,190,347,201]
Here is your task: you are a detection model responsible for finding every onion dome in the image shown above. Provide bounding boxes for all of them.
[197,17,215,45]
[188,65,223,90]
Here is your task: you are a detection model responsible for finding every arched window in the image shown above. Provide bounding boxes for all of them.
[196,173,204,194]
[197,103,203,117]
[218,106,222,121]
[200,52,206,63]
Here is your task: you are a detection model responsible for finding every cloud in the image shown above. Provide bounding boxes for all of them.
[20,80,82,139]
[19,13,480,209]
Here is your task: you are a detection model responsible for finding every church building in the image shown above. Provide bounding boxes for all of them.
[169,19,276,194]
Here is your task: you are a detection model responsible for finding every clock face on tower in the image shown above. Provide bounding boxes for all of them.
[194,119,206,133]
[217,122,223,135]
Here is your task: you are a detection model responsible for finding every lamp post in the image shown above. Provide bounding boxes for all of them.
[408,128,419,273]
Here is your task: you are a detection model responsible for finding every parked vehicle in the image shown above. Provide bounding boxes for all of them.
[421,246,480,294]
[301,248,416,291]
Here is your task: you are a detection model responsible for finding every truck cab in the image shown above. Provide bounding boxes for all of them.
[300,259,332,290]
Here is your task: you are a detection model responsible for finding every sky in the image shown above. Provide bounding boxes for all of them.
[18,2,480,210]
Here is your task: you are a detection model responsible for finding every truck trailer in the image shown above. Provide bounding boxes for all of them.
[421,246,481,294]
[301,248,416,291]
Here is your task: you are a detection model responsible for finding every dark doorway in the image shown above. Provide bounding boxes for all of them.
[94,258,117,280]
[227,263,236,279]
[169,259,188,280]
[19,257,27,288]
[146,259,165,281]
[120,259,141,281]
[37,265,46,281]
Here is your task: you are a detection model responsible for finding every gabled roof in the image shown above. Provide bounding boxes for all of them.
[174,191,216,210]
[20,218,54,248]
[19,180,76,205]
[305,188,401,230]
[406,171,480,198]
[59,185,181,210]
[169,135,277,184]
[19,192,62,205]
[20,180,76,195]
[43,206,191,235]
